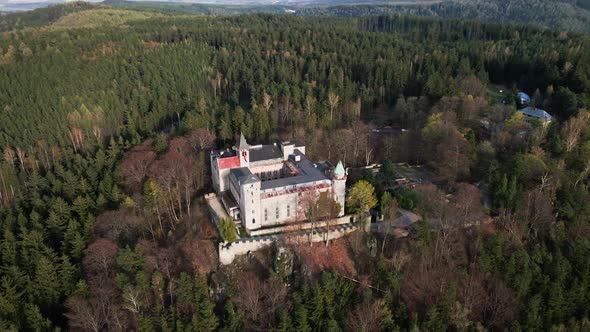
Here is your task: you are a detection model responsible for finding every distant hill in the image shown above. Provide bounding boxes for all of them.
[295,0,590,34]
[103,0,291,15]
[2,0,589,34]
[48,8,166,29]
[0,2,96,31]
[105,0,590,34]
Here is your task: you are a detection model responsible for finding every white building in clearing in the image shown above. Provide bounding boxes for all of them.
[210,134,347,234]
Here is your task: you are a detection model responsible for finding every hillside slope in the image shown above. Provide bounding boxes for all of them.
[48,8,166,29]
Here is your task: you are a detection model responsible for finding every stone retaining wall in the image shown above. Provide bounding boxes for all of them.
[219,223,358,265]
[248,215,357,236]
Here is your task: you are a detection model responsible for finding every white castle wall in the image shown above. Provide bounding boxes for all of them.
[241,181,261,231]
[245,179,333,231]
[249,214,356,236]
[257,192,300,228]
[218,222,358,265]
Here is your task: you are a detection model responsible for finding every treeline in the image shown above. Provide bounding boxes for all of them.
[296,0,590,34]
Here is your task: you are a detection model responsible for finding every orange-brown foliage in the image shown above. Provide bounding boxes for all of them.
[293,238,357,276]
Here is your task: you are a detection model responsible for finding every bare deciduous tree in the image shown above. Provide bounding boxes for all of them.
[65,295,104,332]
[188,128,216,152]
[232,275,288,330]
[347,299,392,332]
[327,92,340,122]
[118,150,157,192]
[454,183,484,225]
[83,238,119,289]
[561,110,589,152]
[263,92,273,114]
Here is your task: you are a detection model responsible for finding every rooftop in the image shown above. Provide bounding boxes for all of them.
[334,160,345,177]
[229,167,260,185]
[229,167,252,179]
[250,144,283,162]
[260,151,330,190]
[211,148,236,158]
[519,106,552,120]
[518,91,531,103]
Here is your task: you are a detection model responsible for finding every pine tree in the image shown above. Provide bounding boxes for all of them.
[32,256,61,309]
[293,295,312,332]
[309,285,325,329]
[0,230,18,266]
[24,303,52,332]
[220,301,243,332]
[175,272,194,307]
[193,276,218,332]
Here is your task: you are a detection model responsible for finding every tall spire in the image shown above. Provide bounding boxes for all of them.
[334,160,346,179]
[236,132,249,150]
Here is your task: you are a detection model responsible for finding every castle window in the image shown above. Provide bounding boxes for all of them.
[275,207,279,219]
[252,218,255,224]
[287,205,290,217]
[264,209,268,221]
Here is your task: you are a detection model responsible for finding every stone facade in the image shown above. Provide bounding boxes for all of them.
[211,134,347,233]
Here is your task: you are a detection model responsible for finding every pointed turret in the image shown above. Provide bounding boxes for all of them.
[236,133,250,167]
[236,132,249,150]
[332,160,346,216]
[334,160,346,179]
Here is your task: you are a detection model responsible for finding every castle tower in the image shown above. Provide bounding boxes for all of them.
[332,160,347,217]
[235,133,250,168]
[240,175,261,231]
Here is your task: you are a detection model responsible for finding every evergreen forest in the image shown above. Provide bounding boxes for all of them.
[0,3,590,331]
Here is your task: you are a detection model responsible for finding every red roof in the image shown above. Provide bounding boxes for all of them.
[218,156,240,169]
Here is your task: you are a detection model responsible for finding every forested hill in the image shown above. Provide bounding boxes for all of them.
[7,0,590,34]
[0,2,97,32]
[1,6,590,331]
[1,7,588,150]
[296,0,590,34]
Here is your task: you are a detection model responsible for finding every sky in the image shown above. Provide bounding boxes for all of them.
[0,0,300,3]
[0,0,262,3]
[0,0,100,3]
[0,0,350,10]
[0,0,283,9]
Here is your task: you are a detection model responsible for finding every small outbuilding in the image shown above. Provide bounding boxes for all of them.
[518,91,531,105]
[518,106,552,125]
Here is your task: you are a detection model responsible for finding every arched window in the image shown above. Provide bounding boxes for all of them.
[252,218,255,224]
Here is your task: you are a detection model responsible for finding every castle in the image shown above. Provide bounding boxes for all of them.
[210,134,346,234]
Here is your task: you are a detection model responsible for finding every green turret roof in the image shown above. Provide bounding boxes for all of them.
[334,161,345,178]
